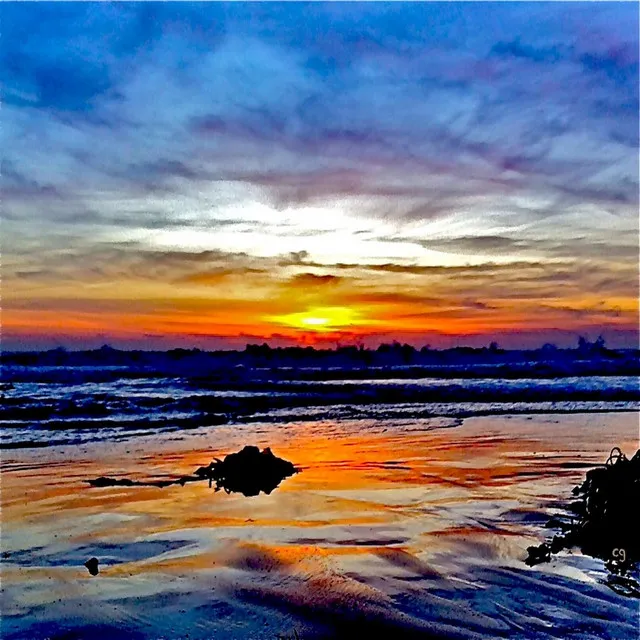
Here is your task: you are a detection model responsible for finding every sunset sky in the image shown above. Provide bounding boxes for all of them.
[2,2,638,350]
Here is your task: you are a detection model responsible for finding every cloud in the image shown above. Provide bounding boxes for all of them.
[2,2,637,348]
[178,267,267,286]
[4,3,637,224]
[288,273,342,287]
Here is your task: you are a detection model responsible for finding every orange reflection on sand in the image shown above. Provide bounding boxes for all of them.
[2,413,638,586]
[1,413,638,640]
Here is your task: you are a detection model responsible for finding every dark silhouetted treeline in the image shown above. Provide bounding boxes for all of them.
[2,337,639,382]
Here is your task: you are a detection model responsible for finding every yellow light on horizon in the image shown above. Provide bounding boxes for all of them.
[267,306,368,332]
[300,316,330,326]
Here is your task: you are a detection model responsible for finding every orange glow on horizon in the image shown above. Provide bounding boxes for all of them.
[3,258,639,349]
[3,299,639,348]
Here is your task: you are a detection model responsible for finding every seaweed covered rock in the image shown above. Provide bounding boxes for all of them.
[197,446,298,496]
[526,447,640,595]
[87,446,298,497]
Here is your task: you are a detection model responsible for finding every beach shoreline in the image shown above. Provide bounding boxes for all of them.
[1,411,638,639]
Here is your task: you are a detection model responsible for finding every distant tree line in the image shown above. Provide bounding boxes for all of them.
[4,334,632,367]
[3,334,639,383]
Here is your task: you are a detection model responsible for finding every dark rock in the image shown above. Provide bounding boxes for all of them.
[86,447,298,497]
[198,446,299,496]
[525,447,640,596]
[84,557,99,576]
[88,477,136,487]
[525,543,550,566]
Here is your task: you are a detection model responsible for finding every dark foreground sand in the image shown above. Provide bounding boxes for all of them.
[1,413,638,639]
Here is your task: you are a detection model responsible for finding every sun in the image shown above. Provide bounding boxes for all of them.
[299,316,330,327]
[268,307,363,332]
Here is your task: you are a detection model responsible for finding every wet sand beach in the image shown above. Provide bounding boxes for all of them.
[1,412,638,639]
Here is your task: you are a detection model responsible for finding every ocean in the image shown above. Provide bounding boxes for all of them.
[1,365,639,638]
[2,365,638,448]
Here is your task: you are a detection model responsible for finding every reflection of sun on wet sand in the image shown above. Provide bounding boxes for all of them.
[1,413,638,639]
